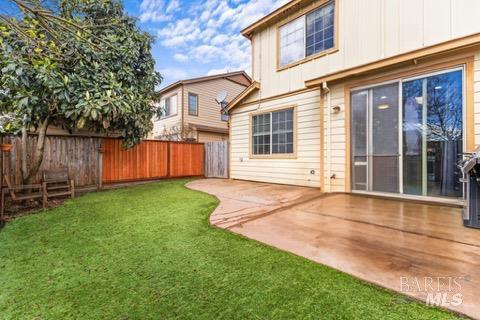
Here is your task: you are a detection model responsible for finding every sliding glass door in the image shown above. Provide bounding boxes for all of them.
[351,68,464,199]
[402,69,463,197]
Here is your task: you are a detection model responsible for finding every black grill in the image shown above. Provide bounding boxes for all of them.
[459,149,480,228]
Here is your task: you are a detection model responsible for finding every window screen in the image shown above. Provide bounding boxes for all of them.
[272,109,294,154]
[306,1,335,57]
[279,16,305,67]
[252,113,271,155]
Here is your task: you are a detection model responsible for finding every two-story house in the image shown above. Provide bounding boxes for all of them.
[227,0,480,204]
[152,71,251,142]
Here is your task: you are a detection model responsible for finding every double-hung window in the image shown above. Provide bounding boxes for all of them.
[252,108,295,156]
[279,0,335,68]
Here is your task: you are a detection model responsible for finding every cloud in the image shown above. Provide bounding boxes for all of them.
[139,0,180,23]
[154,0,288,82]
[166,0,180,13]
[158,67,189,83]
[210,34,229,46]
[173,53,189,62]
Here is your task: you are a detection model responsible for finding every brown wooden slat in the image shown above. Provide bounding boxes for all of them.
[2,135,205,187]
[204,141,228,178]
[101,139,203,183]
[3,135,101,187]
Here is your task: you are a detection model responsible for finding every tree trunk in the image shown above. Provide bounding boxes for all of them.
[22,117,49,185]
[21,126,28,182]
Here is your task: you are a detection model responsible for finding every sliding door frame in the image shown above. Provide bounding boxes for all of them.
[344,55,475,200]
[351,79,401,192]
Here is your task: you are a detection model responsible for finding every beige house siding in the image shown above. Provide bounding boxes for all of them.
[230,89,321,187]
[233,50,480,191]
[183,78,247,130]
[475,51,480,147]
[151,74,249,141]
[197,131,227,142]
[319,51,480,193]
[151,89,182,138]
[251,0,480,98]
[231,0,480,191]
[322,84,345,192]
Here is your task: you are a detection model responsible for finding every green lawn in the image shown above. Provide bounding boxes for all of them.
[0,179,459,319]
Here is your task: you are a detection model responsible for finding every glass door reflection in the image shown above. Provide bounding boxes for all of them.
[402,69,463,198]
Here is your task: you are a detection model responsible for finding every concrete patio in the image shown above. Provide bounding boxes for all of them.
[188,178,480,319]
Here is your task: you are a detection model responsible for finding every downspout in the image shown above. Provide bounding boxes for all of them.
[319,86,324,192]
[323,82,332,193]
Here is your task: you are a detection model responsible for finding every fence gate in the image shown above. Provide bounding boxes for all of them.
[204,141,229,178]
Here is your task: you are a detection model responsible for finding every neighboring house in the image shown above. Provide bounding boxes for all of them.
[227,0,480,204]
[151,71,251,142]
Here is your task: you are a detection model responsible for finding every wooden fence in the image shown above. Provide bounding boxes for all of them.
[101,139,204,183]
[204,141,228,178]
[3,135,101,187]
[2,136,205,188]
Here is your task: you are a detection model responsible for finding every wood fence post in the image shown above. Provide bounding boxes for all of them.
[0,135,3,191]
[203,143,206,177]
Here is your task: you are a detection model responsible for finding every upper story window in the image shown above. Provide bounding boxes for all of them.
[160,94,178,119]
[279,16,305,68]
[279,0,335,69]
[188,93,198,116]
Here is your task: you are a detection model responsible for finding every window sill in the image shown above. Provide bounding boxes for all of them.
[156,113,178,121]
[277,47,338,72]
[249,153,297,160]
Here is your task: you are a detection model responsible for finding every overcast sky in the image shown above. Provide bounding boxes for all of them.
[124,0,288,87]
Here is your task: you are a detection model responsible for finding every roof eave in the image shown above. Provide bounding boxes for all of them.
[227,81,261,112]
[156,71,251,96]
[240,0,306,39]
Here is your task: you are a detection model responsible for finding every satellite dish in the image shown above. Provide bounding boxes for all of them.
[215,90,228,104]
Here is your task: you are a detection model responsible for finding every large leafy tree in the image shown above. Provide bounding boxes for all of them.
[0,0,161,184]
